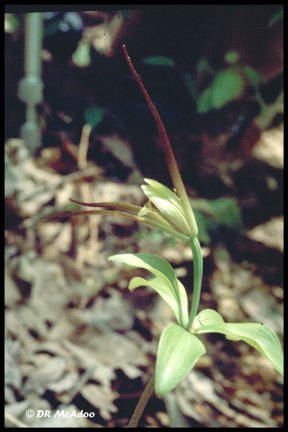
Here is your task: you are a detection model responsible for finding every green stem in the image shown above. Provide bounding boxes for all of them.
[187,236,203,330]
[127,373,155,428]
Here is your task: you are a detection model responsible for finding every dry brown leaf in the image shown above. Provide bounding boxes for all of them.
[247,216,283,252]
[23,357,67,396]
[5,338,22,403]
[46,372,79,393]
[5,268,22,307]
[29,404,90,428]
[252,127,283,169]
[80,384,118,420]
[239,288,283,335]
[70,289,134,332]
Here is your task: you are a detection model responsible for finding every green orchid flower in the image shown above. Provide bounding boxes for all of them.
[62,176,196,243]
[65,189,190,244]
[141,178,197,238]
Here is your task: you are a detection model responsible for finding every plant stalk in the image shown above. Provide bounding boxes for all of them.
[122,45,198,238]
[187,236,203,330]
[127,373,155,428]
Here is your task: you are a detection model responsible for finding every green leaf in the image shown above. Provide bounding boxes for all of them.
[192,209,212,244]
[209,198,243,232]
[84,106,107,130]
[142,56,175,68]
[193,309,225,329]
[196,57,214,76]
[192,198,243,245]
[197,68,245,113]
[211,68,245,109]
[129,276,188,327]
[243,66,263,87]
[194,311,283,375]
[197,88,213,114]
[224,51,240,65]
[181,72,198,100]
[268,8,283,27]
[5,14,20,34]
[109,253,188,328]
[109,253,177,292]
[155,324,206,397]
[72,42,91,67]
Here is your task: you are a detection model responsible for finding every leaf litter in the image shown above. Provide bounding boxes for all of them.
[5,125,283,427]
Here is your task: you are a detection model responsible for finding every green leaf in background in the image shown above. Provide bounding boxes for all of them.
[196,57,214,76]
[5,14,20,34]
[181,72,198,100]
[84,106,107,130]
[268,8,283,27]
[197,68,245,113]
[72,41,91,67]
[129,276,188,327]
[209,198,243,232]
[243,66,263,87]
[194,310,283,375]
[192,208,212,244]
[155,324,206,397]
[108,253,188,328]
[224,51,240,65]
[142,56,175,68]
[196,89,212,115]
[192,198,243,245]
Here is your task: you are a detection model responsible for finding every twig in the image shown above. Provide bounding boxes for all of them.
[18,167,101,230]
[78,124,94,208]
[77,125,99,241]
[78,124,92,171]
[61,367,94,407]
[5,412,28,428]
[20,166,102,202]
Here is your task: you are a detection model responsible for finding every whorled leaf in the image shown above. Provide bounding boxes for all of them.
[108,253,188,328]
[194,309,283,375]
[193,308,225,329]
[129,276,188,328]
[155,324,206,398]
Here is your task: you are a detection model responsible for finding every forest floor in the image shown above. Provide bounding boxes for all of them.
[5,120,283,428]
